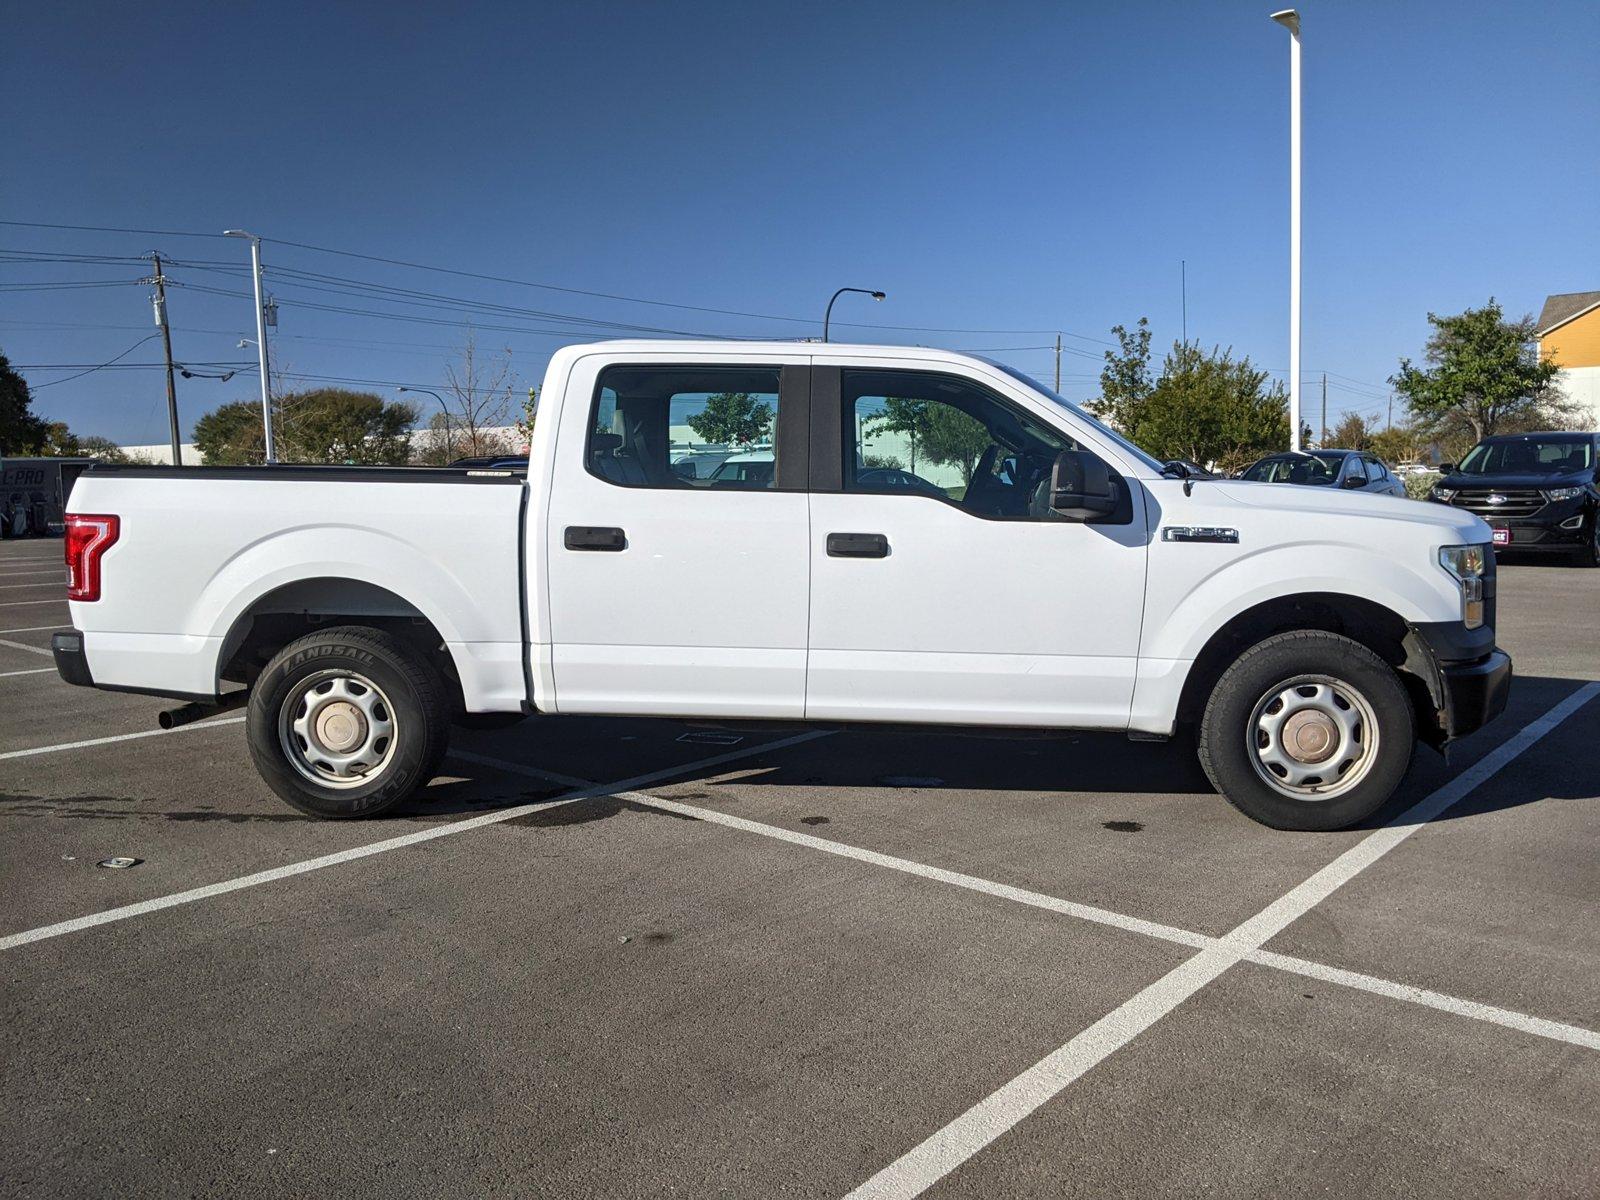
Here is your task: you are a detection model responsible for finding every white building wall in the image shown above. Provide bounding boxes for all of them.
[1560,365,1600,429]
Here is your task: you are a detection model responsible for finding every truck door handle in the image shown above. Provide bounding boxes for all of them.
[827,532,889,558]
[564,526,627,552]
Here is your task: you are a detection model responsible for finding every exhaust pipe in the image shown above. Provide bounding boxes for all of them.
[158,690,247,730]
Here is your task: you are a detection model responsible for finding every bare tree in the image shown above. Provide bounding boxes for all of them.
[425,332,518,462]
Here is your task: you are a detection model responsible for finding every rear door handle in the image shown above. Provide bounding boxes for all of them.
[827,532,889,558]
[564,525,627,552]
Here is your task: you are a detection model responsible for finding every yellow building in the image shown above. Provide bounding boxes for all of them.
[1537,291,1600,428]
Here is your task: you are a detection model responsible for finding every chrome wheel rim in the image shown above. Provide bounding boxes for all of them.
[279,669,398,789]
[1247,675,1379,801]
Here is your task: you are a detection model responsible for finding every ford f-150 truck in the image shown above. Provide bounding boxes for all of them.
[53,341,1511,830]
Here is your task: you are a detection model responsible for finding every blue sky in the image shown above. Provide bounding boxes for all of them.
[4,0,1597,445]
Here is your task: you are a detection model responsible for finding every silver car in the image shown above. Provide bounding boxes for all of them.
[1239,450,1408,497]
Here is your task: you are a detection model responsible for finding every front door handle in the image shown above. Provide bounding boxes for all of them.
[827,532,889,558]
[565,525,627,551]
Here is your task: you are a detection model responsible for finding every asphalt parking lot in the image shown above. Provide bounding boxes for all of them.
[2,537,1597,1198]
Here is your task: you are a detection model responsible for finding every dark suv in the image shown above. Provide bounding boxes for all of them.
[1428,431,1600,565]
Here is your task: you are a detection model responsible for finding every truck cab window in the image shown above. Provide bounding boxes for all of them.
[842,369,1081,519]
[588,366,782,489]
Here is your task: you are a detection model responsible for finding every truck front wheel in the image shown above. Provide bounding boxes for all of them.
[247,626,450,818]
[1198,630,1414,831]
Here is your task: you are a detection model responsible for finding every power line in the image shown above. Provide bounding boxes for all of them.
[2,220,1112,341]
[28,335,161,388]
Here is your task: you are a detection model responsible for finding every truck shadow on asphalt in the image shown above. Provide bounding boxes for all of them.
[4,677,1589,832]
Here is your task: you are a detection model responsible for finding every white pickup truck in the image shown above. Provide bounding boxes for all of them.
[54,341,1511,830]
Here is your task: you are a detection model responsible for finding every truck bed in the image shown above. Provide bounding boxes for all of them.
[65,463,529,711]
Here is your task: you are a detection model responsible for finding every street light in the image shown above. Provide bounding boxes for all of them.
[398,387,453,455]
[823,287,886,343]
[224,229,276,462]
[1270,9,1303,451]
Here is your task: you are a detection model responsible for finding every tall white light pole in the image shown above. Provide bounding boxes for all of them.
[224,229,276,463]
[1271,9,1302,451]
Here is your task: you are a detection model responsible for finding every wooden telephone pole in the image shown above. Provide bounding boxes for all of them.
[151,253,182,465]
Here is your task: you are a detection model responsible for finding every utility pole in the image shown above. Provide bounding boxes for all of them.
[1320,372,1327,447]
[150,254,182,465]
[1054,333,1062,392]
[1387,393,1393,430]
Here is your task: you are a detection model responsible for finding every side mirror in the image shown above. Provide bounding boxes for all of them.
[672,460,697,480]
[1050,449,1117,519]
[1341,475,1365,489]
[1439,463,1455,474]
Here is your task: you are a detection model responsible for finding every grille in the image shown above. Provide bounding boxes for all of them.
[1451,488,1546,519]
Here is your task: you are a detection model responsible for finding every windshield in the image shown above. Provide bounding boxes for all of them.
[986,361,1167,473]
[1241,453,1341,486]
[1457,438,1593,475]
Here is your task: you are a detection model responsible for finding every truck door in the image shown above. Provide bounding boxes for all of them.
[544,355,813,717]
[805,362,1149,727]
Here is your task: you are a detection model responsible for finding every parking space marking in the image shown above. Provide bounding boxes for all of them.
[0,599,68,608]
[0,730,830,952]
[0,715,247,761]
[0,582,64,591]
[0,625,66,635]
[844,680,1600,1199]
[0,637,53,657]
[0,571,66,579]
[458,745,1600,1053]
[0,667,55,678]
[452,749,1213,951]
[1249,949,1600,1050]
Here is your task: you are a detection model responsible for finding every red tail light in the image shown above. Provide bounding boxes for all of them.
[65,514,119,602]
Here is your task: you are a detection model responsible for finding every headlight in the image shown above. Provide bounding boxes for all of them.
[1438,543,1490,630]
[1431,486,1458,501]
[1543,486,1584,502]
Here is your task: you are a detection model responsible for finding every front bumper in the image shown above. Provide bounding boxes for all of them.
[1404,619,1512,746]
[1439,649,1512,739]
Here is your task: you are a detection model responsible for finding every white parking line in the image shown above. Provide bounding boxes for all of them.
[0,667,54,678]
[459,746,1600,1054]
[0,716,247,761]
[0,571,66,579]
[844,680,1600,1199]
[0,730,831,952]
[0,582,64,590]
[0,599,67,607]
[0,625,66,635]
[0,637,53,657]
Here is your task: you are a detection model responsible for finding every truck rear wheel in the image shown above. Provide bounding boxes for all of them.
[1197,630,1414,831]
[247,626,450,819]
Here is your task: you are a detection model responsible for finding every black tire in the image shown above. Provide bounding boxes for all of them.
[247,626,450,819]
[1197,630,1414,831]
[1575,511,1600,568]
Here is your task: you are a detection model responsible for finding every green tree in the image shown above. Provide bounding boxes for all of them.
[75,436,128,462]
[1092,327,1288,473]
[0,351,50,454]
[1390,300,1567,447]
[279,389,416,464]
[686,392,773,447]
[862,397,931,472]
[1325,412,1374,450]
[194,400,269,465]
[1367,425,1421,465]
[921,404,992,484]
[1086,319,1155,434]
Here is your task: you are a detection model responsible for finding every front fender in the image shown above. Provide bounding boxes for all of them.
[1141,541,1456,664]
